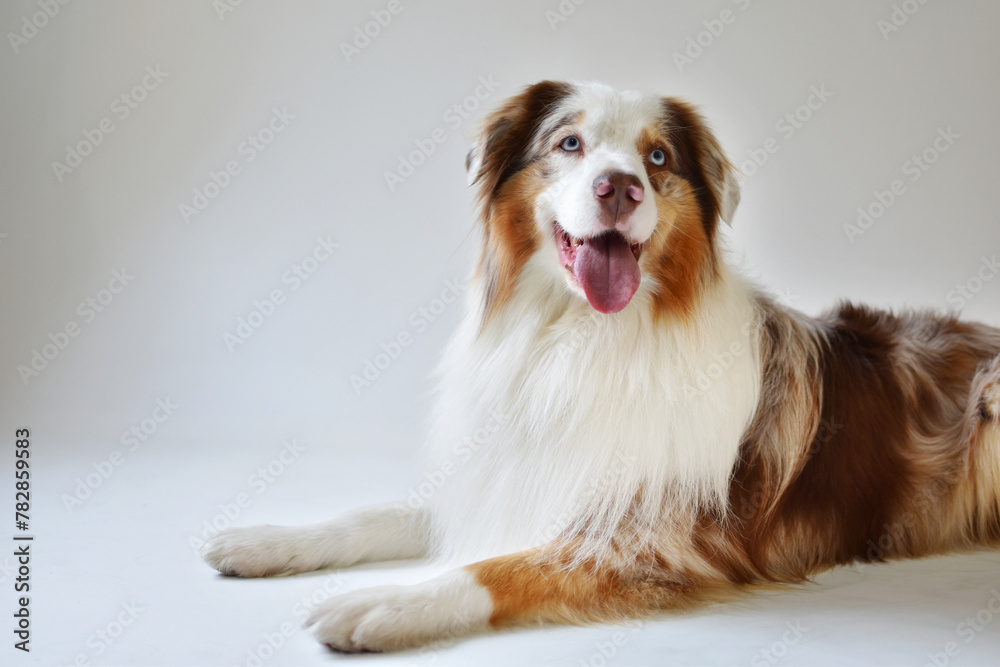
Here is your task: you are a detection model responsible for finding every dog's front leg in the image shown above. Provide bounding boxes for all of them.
[201,504,429,577]
[308,543,694,652]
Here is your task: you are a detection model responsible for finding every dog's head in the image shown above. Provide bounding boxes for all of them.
[467,81,739,322]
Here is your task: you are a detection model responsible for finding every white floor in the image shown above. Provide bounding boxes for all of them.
[13,435,1000,667]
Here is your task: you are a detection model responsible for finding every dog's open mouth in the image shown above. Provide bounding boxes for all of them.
[555,223,643,314]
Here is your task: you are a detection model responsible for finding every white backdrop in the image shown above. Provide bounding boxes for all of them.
[1,1,999,665]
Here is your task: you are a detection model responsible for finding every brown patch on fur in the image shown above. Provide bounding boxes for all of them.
[469,81,573,217]
[659,98,735,244]
[641,187,715,321]
[468,81,573,327]
[635,103,737,321]
[476,166,546,325]
[468,546,735,628]
[711,303,1000,585]
[771,305,921,565]
[800,307,1000,562]
[636,126,672,180]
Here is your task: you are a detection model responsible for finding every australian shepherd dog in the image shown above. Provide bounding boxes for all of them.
[203,81,1000,652]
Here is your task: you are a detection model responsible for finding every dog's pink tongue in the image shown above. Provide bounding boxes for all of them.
[574,233,640,314]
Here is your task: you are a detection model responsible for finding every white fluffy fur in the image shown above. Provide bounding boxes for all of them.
[425,257,763,564]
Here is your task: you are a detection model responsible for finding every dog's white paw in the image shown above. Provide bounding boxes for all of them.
[201,525,317,577]
[306,570,492,652]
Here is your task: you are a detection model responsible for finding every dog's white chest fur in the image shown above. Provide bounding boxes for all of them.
[424,259,763,562]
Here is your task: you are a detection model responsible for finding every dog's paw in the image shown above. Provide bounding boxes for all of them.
[305,571,492,652]
[201,525,316,577]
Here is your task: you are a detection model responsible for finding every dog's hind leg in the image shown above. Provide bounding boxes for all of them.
[201,504,430,578]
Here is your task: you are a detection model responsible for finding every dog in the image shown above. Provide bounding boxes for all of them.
[203,81,1000,652]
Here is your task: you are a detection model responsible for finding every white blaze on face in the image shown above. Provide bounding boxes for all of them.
[534,83,665,313]
[537,84,663,244]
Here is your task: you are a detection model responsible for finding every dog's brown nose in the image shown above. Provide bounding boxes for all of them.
[593,171,644,226]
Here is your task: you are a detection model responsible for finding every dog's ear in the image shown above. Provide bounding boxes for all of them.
[661,98,741,228]
[467,81,574,215]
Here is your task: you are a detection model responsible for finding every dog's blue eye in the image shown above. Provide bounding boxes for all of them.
[560,136,581,152]
[650,149,666,166]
